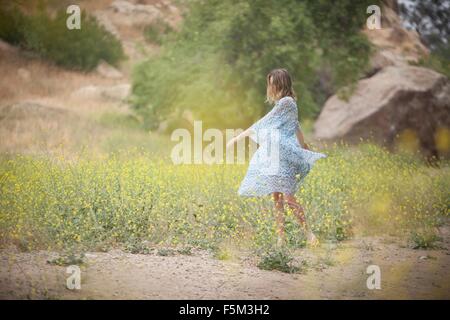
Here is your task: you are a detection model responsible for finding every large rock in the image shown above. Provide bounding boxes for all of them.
[102,84,131,101]
[71,84,131,102]
[96,60,123,79]
[314,66,450,157]
[0,39,17,53]
[91,0,181,61]
[92,11,121,38]
[363,0,429,73]
[109,0,162,26]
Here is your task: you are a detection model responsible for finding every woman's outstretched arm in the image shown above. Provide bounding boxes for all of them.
[226,127,254,149]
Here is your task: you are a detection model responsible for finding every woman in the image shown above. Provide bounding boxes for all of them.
[226,68,326,246]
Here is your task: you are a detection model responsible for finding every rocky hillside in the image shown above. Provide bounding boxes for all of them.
[0,0,181,154]
[91,0,182,63]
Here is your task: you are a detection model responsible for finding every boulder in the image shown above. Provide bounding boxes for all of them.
[102,84,131,101]
[109,0,161,26]
[314,66,450,157]
[363,0,429,72]
[96,60,123,79]
[92,11,121,38]
[110,0,136,14]
[70,85,103,100]
[71,84,131,102]
[0,39,17,53]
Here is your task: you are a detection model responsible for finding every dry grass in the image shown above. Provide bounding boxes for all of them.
[0,39,141,155]
[0,102,106,155]
[0,47,120,101]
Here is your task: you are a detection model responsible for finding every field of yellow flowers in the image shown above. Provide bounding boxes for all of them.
[0,143,448,259]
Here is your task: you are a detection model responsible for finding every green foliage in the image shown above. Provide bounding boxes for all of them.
[410,230,440,249]
[257,247,304,273]
[132,0,375,129]
[0,6,125,71]
[0,6,26,44]
[47,252,85,266]
[411,52,450,79]
[177,246,193,255]
[214,246,232,260]
[157,248,176,256]
[125,239,151,254]
[143,19,173,45]
[25,9,125,70]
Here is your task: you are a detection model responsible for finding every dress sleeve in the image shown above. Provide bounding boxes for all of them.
[249,97,297,142]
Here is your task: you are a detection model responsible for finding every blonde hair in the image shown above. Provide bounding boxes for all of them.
[266,68,296,104]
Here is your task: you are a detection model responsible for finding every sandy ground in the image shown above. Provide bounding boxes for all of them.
[1,224,449,300]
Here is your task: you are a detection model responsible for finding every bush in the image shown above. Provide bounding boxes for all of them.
[0,6,26,45]
[0,6,125,71]
[143,19,173,45]
[257,248,304,273]
[410,230,441,249]
[124,239,151,254]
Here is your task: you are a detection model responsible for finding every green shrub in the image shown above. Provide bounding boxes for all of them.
[157,248,176,256]
[47,251,85,266]
[143,19,173,45]
[177,246,193,255]
[214,247,233,260]
[124,239,151,254]
[410,230,441,249]
[23,9,125,70]
[257,248,305,273]
[0,6,26,45]
[0,6,125,71]
[412,52,450,78]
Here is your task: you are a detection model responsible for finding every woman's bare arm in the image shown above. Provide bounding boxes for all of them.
[296,128,309,150]
[226,127,254,149]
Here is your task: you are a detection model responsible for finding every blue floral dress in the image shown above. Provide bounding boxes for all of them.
[238,96,326,196]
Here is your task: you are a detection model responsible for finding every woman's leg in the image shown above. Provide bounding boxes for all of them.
[272,192,285,240]
[284,194,318,245]
[284,194,306,227]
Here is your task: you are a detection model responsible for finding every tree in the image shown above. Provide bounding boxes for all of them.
[399,0,449,52]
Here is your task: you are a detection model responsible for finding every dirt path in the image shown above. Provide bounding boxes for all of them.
[1,227,449,300]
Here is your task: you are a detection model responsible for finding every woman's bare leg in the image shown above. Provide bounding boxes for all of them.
[284,194,318,245]
[272,192,285,243]
[284,194,306,226]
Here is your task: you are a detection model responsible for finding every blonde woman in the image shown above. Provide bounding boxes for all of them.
[227,68,325,246]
